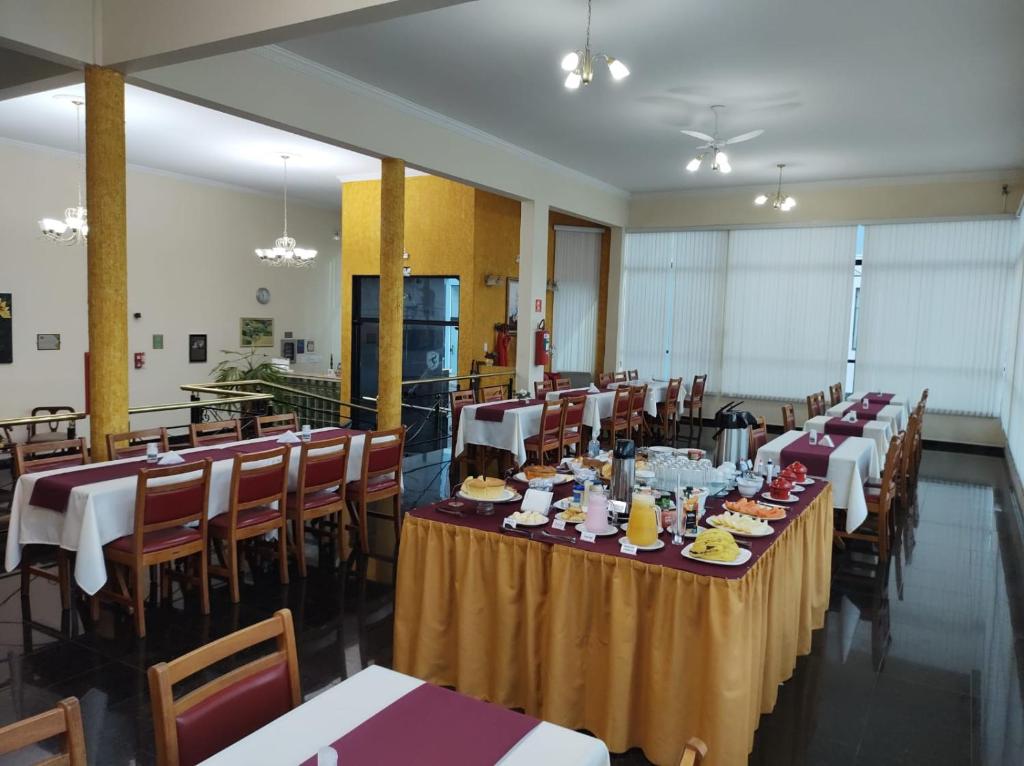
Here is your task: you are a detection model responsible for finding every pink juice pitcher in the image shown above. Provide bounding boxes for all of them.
[585,490,608,532]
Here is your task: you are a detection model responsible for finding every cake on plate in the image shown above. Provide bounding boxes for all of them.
[462,476,508,500]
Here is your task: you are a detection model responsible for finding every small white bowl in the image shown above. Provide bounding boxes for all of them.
[736,476,763,498]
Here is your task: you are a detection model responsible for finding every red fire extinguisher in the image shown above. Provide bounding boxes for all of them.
[534,319,551,366]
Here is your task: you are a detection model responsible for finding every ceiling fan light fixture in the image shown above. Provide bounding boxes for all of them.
[754,194,768,206]
[686,156,702,172]
[755,164,797,212]
[606,57,630,80]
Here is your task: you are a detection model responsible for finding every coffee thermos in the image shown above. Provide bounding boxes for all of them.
[610,438,636,506]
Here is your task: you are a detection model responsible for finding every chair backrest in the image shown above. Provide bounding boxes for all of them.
[228,446,289,521]
[611,386,631,420]
[806,392,826,419]
[828,382,843,406]
[450,389,476,441]
[613,371,628,382]
[148,609,300,766]
[295,434,351,503]
[678,736,708,766]
[781,404,796,432]
[534,380,554,398]
[28,405,75,439]
[107,427,170,460]
[190,420,242,448]
[478,385,507,403]
[538,399,565,443]
[14,438,89,477]
[255,413,298,438]
[749,419,768,459]
[874,433,903,514]
[562,395,586,430]
[628,384,648,418]
[666,377,682,405]
[554,378,571,391]
[690,374,707,403]
[360,426,406,484]
[900,412,920,478]
[130,460,212,554]
[0,696,87,766]
[628,369,639,381]
[597,372,613,388]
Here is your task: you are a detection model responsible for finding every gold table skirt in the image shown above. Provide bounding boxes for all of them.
[393,485,832,766]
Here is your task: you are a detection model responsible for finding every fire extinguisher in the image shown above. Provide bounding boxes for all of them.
[534,319,551,366]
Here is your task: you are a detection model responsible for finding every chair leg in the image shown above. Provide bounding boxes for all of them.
[696,406,704,445]
[294,515,308,578]
[277,524,290,585]
[198,550,210,615]
[57,551,71,610]
[226,541,240,604]
[133,567,146,638]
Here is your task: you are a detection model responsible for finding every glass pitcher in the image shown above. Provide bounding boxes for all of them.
[626,491,659,547]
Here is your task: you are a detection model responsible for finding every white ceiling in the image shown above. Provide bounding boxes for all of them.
[282,0,1024,192]
[0,83,384,207]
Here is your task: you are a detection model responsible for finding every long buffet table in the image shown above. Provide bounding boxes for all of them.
[393,478,833,766]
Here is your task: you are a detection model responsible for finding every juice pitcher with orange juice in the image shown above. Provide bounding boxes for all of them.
[626,491,659,547]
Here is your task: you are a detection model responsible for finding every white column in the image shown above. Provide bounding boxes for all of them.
[604,225,625,371]
[515,199,549,391]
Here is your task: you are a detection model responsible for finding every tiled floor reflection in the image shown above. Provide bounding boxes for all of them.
[1,447,1022,765]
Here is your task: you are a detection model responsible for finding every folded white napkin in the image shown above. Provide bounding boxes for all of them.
[521,488,553,515]
[157,452,185,465]
[819,435,835,448]
[843,412,857,423]
[276,430,301,444]
[588,383,600,393]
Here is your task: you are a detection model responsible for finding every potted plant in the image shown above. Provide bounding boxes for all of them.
[209,349,286,430]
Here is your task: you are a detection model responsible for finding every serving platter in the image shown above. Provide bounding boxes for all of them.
[458,488,521,503]
[681,544,753,567]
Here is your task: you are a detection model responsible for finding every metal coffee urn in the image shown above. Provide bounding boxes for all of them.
[610,438,636,505]
[711,401,757,466]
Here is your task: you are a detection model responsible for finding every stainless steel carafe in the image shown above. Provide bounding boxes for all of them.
[610,439,636,505]
[711,401,757,466]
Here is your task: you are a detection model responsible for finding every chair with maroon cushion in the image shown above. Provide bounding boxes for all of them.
[107,427,170,460]
[533,379,554,399]
[449,389,480,487]
[682,374,708,446]
[287,434,350,578]
[842,434,902,562]
[828,382,844,407]
[559,395,587,457]
[805,391,826,420]
[345,427,406,567]
[209,446,290,603]
[478,385,507,403]
[0,697,87,766]
[628,384,649,446]
[524,399,564,466]
[748,417,768,460]
[27,405,77,444]
[189,419,242,448]
[597,372,613,388]
[599,387,631,449]
[91,460,212,637]
[613,371,628,383]
[554,377,571,391]
[654,377,683,446]
[148,608,300,766]
[628,369,639,381]
[14,438,89,610]
[255,413,298,438]
[781,404,796,433]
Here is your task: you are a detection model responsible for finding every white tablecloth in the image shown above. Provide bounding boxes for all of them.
[454,400,544,467]
[756,430,880,533]
[825,401,907,432]
[803,415,894,460]
[846,392,912,418]
[198,665,609,766]
[4,428,365,595]
[545,383,685,436]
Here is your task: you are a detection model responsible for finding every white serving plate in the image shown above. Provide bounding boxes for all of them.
[681,543,753,567]
[574,522,618,537]
[705,514,773,538]
[458,488,521,503]
[513,471,574,485]
[505,513,549,528]
[761,492,799,504]
[555,510,587,523]
[617,536,665,551]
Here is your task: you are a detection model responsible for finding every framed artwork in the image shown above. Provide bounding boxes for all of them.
[306,340,315,353]
[281,339,296,362]
[189,334,207,363]
[152,334,164,350]
[505,277,519,334]
[0,293,11,364]
[240,317,274,347]
[36,333,61,351]
[297,339,306,355]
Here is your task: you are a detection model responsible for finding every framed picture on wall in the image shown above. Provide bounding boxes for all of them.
[189,334,207,363]
[0,293,11,364]
[506,277,519,335]
[281,339,296,362]
[240,317,274,347]
[36,333,61,351]
[306,340,315,353]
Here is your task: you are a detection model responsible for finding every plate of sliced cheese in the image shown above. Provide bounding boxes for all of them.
[506,510,549,527]
[706,511,773,538]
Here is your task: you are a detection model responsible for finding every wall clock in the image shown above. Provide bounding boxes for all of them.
[256,287,271,305]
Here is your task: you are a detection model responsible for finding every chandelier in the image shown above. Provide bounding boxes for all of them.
[754,164,797,212]
[560,0,629,90]
[38,96,88,245]
[255,154,317,267]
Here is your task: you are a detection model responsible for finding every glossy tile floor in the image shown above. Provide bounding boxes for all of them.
[1,445,1022,765]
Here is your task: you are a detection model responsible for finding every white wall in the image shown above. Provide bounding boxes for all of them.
[0,139,340,439]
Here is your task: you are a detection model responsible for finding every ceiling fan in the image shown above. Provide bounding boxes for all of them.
[681,105,764,174]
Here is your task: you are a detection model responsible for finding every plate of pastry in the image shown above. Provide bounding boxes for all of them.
[706,511,773,538]
[458,476,521,503]
[681,529,752,566]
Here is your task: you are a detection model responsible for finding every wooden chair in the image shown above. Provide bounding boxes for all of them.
[449,388,480,484]
[682,374,707,445]
[345,427,406,567]
[600,387,632,449]
[534,379,554,399]
[749,416,768,460]
[654,377,682,446]
[91,460,212,637]
[628,384,649,446]
[627,369,639,381]
[613,371,628,383]
[828,382,844,406]
[288,434,350,577]
[899,409,923,505]
[841,434,902,561]
[106,427,169,460]
[189,419,242,447]
[554,377,571,391]
[209,446,290,603]
[148,609,300,766]
[805,391,825,420]
[559,395,586,456]
[781,404,796,433]
[524,399,565,465]
[597,372,613,388]
[478,384,507,403]
[678,736,708,766]
[255,412,298,437]
[27,405,77,444]
[0,696,87,765]
[14,438,89,609]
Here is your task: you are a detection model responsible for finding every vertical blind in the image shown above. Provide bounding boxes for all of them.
[856,220,1019,415]
[666,231,728,383]
[619,232,676,378]
[1000,217,1024,464]
[552,229,602,373]
[720,226,857,398]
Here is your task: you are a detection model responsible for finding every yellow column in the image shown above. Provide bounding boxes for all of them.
[377,158,405,430]
[85,66,129,460]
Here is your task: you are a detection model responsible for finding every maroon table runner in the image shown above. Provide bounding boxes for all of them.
[824,417,866,438]
[410,477,827,581]
[559,388,593,399]
[843,401,887,421]
[300,682,540,766]
[864,392,894,404]
[780,432,848,477]
[474,399,542,422]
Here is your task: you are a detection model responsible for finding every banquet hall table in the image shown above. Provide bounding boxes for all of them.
[198,665,608,766]
[845,391,912,415]
[803,415,894,460]
[393,477,833,766]
[5,427,363,595]
[825,400,907,431]
[755,430,879,533]
[546,381,686,433]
